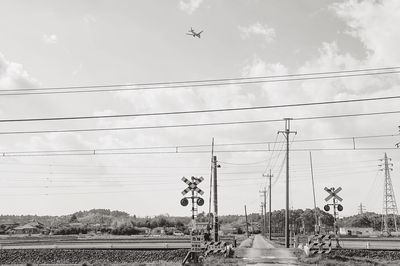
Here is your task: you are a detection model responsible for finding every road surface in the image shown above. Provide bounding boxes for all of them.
[236,235,298,265]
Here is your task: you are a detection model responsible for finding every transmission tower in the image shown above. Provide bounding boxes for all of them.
[358,203,366,215]
[379,153,399,234]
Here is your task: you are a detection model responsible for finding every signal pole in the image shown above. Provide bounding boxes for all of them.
[260,187,267,236]
[213,155,221,241]
[278,118,297,248]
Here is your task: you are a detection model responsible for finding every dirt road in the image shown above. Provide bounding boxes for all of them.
[236,235,298,265]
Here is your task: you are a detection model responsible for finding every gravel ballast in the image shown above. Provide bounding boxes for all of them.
[0,249,189,264]
[328,249,400,260]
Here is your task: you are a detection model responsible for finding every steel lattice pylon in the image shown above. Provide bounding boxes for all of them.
[381,153,398,233]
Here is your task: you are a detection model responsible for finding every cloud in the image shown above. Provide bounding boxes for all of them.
[238,22,276,43]
[0,52,38,89]
[42,34,58,44]
[83,14,97,24]
[332,0,400,65]
[236,1,400,214]
[179,0,204,14]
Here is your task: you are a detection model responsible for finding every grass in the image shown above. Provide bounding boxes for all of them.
[292,248,400,266]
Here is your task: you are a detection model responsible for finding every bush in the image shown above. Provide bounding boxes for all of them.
[111,224,140,235]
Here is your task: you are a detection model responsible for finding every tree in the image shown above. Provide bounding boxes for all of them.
[69,214,78,223]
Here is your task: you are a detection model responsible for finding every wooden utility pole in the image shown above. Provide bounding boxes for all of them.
[213,155,220,241]
[260,188,267,236]
[263,171,273,239]
[278,118,297,248]
[260,203,264,235]
[267,170,273,240]
[309,152,319,234]
[208,138,214,227]
[244,205,249,237]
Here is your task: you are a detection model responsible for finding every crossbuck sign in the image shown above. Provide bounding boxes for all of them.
[324,187,343,202]
[182,176,204,195]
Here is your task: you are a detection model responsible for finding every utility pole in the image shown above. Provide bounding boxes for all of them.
[260,203,264,235]
[213,155,221,241]
[260,187,267,236]
[208,138,214,227]
[358,203,366,215]
[309,152,319,234]
[278,118,297,248]
[263,170,273,240]
[244,205,249,237]
[268,170,272,240]
[395,125,399,148]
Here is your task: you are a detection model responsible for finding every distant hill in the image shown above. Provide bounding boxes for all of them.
[339,212,399,230]
[0,209,132,227]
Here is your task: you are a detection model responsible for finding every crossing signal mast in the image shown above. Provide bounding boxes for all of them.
[379,153,399,235]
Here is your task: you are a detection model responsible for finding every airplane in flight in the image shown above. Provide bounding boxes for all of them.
[186,28,203,38]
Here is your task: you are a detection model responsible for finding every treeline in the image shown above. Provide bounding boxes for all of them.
[1,208,336,236]
[339,212,400,231]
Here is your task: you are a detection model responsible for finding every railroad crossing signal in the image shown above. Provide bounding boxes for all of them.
[180,176,206,265]
[324,187,343,202]
[181,176,204,195]
[323,186,343,249]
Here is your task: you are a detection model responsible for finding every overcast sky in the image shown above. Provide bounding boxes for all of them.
[0,0,399,218]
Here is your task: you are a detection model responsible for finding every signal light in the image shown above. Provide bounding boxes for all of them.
[324,205,330,212]
[197,197,204,206]
[180,198,189,206]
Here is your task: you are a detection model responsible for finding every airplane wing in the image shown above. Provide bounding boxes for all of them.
[198,31,203,34]
[186,33,193,35]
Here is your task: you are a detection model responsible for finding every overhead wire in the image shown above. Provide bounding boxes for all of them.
[0,132,397,156]
[1,95,400,123]
[1,67,400,96]
[0,147,398,158]
[0,109,398,135]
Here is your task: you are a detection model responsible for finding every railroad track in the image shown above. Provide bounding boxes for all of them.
[0,238,191,250]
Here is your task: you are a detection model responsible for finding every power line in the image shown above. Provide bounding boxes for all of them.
[5,66,400,92]
[219,159,268,165]
[0,133,396,155]
[0,147,397,157]
[2,95,400,123]
[1,67,400,96]
[0,110,399,135]
[0,158,378,172]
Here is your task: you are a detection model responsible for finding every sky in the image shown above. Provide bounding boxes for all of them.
[0,0,399,218]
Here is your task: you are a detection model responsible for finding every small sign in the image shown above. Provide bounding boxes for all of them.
[324,187,343,202]
[191,235,203,252]
[181,176,204,195]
